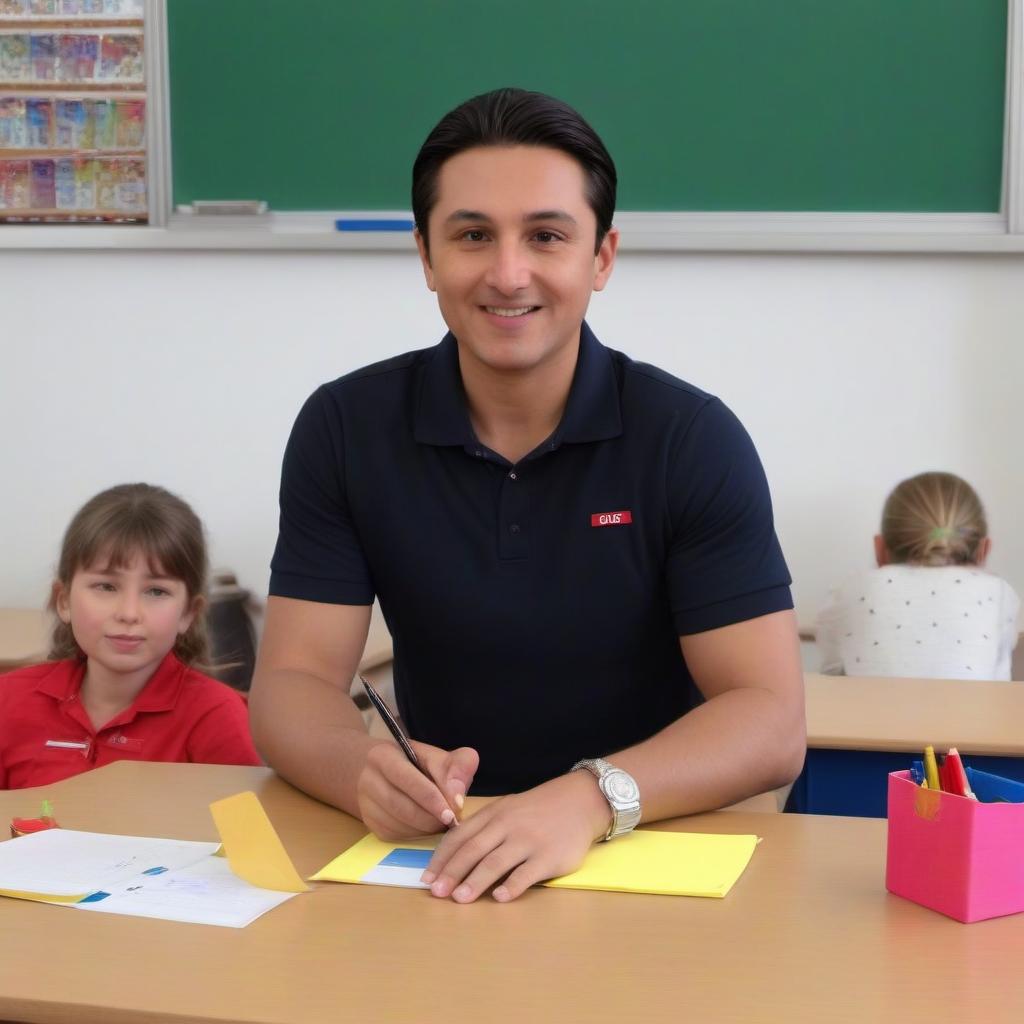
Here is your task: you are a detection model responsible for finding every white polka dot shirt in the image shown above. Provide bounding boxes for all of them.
[816,565,1021,681]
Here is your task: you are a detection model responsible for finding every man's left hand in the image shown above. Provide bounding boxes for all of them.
[420,770,614,903]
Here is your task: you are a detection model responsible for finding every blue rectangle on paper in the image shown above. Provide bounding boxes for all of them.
[380,848,433,868]
[78,891,110,903]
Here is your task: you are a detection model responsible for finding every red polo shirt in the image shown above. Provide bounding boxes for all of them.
[0,653,261,790]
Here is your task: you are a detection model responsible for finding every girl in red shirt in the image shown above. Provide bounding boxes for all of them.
[0,483,262,789]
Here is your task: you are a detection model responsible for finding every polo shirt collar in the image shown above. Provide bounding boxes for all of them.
[413,332,474,447]
[36,651,188,718]
[552,321,623,445]
[413,321,622,449]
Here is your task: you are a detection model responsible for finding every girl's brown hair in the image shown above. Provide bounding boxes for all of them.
[48,483,210,664]
[880,471,988,567]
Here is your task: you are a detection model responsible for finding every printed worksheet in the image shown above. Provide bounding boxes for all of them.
[72,855,296,928]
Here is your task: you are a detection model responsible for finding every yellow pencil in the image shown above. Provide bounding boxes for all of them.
[923,745,941,791]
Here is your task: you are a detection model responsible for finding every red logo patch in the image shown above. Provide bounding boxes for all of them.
[590,511,633,527]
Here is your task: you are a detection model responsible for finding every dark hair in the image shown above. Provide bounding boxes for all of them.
[48,483,210,665]
[880,471,988,566]
[412,87,617,255]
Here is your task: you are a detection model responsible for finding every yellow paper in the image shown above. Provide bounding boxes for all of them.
[209,791,309,893]
[0,888,90,905]
[312,829,758,898]
[310,833,437,883]
[546,829,758,897]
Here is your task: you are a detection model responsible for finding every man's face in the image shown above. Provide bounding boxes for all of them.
[416,145,618,379]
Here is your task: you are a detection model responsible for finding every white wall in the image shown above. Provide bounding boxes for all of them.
[1,247,1022,628]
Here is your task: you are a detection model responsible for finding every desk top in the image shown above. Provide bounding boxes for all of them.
[805,671,1024,755]
[0,762,1020,1024]
[0,607,47,671]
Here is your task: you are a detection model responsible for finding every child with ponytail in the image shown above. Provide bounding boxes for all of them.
[817,472,1020,680]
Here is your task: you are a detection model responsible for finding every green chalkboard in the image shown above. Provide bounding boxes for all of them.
[168,0,1008,213]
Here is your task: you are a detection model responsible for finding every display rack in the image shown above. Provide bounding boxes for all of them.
[0,0,147,223]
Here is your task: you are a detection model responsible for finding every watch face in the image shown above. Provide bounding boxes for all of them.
[605,770,639,804]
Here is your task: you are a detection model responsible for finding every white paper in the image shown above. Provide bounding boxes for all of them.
[0,829,298,927]
[71,856,297,928]
[359,863,430,889]
[0,829,219,897]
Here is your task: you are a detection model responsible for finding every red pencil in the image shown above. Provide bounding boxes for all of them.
[946,748,977,800]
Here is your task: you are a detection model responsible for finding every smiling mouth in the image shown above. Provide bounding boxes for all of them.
[483,306,540,317]
[107,635,144,644]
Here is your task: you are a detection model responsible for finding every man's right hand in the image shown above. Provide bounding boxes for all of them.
[356,740,479,840]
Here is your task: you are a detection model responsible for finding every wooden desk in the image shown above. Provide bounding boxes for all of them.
[0,607,47,672]
[804,672,1024,756]
[789,673,1024,816]
[1,762,1021,1024]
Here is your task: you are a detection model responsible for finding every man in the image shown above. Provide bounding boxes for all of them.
[249,88,805,904]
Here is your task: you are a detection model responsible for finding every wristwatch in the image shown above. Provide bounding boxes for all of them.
[571,758,641,841]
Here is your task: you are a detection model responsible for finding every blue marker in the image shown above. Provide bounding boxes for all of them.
[335,218,415,232]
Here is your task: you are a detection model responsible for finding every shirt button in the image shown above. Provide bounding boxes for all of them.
[509,471,517,480]
[509,523,521,534]
[475,450,482,457]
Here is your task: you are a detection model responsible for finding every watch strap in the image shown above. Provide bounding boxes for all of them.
[571,758,641,841]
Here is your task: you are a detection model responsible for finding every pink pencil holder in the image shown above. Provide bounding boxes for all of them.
[886,770,1024,923]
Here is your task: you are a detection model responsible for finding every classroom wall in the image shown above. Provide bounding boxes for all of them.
[1,248,1022,633]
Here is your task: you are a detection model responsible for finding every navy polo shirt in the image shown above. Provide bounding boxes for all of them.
[270,323,792,795]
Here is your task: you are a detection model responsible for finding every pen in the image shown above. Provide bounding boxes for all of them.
[358,675,458,828]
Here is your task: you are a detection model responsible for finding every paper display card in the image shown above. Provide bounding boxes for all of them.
[114,97,143,147]
[0,156,143,211]
[0,158,29,208]
[313,829,760,899]
[25,96,52,146]
[97,33,141,81]
[3,1,149,18]
[0,97,27,147]
[29,32,55,80]
[0,35,30,81]
[28,154,54,205]
[57,33,98,82]
[54,97,85,147]
[0,33,142,86]
[0,97,144,152]
[92,97,115,147]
